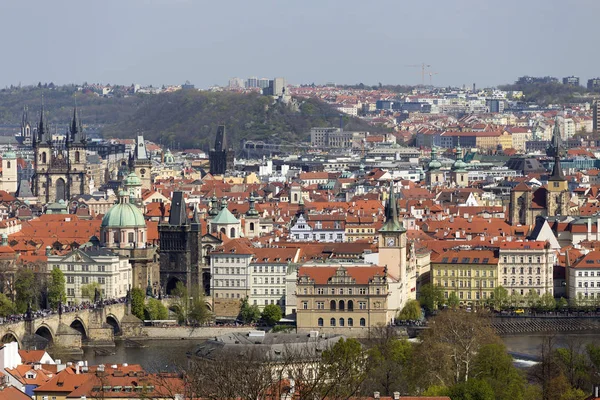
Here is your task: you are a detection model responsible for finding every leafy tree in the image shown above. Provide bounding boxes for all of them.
[473,343,526,400]
[0,293,15,317]
[363,326,413,395]
[491,286,509,311]
[509,293,524,308]
[320,338,367,399]
[47,267,66,310]
[261,304,282,326]
[130,288,145,320]
[540,292,557,311]
[397,299,421,321]
[447,378,495,400]
[188,288,211,324]
[418,284,444,313]
[80,282,102,302]
[413,310,500,386]
[557,297,569,310]
[171,282,211,325]
[447,292,460,309]
[144,298,169,320]
[14,269,37,313]
[525,289,540,309]
[239,297,261,323]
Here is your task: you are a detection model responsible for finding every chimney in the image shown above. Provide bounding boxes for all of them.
[75,364,80,374]
[374,392,380,399]
[393,392,400,400]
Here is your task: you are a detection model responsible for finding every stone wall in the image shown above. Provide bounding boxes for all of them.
[137,326,252,339]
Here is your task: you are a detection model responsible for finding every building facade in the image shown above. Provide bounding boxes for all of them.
[498,242,554,297]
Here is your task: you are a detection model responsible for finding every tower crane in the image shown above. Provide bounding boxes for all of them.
[405,63,431,86]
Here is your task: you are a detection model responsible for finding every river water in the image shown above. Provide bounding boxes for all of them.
[51,333,600,371]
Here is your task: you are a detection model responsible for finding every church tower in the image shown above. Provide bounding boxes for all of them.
[66,107,88,198]
[209,125,234,175]
[129,135,152,190]
[426,146,445,187]
[546,118,569,217]
[450,140,468,187]
[20,106,32,146]
[509,182,533,226]
[1,150,18,194]
[378,181,407,281]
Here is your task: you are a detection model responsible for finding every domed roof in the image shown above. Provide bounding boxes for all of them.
[124,172,141,187]
[3,151,16,160]
[101,200,146,228]
[428,159,442,170]
[452,158,468,171]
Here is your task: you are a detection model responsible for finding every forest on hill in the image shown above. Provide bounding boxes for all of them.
[0,85,377,150]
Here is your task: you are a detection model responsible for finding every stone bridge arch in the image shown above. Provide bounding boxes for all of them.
[69,317,88,340]
[34,324,54,345]
[1,331,21,347]
[106,314,121,335]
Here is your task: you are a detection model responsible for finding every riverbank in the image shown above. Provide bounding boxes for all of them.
[131,326,254,340]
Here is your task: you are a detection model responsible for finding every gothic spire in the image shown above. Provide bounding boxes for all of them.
[38,97,47,143]
[549,117,566,182]
[379,181,405,233]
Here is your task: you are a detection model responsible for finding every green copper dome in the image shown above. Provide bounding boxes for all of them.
[3,151,16,160]
[101,199,146,228]
[124,172,142,187]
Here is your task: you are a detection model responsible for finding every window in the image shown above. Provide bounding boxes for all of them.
[302,301,308,310]
[330,300,336,310]
[339,318,345,327]
[98,277,105,284]
[359,302,366,310]
[330,318,336,327]
[98,265,105,272]
[317,302,324,309]
[347,300,354,311]
[317,288,324,295]
[318,318,323,327]
[348,318,353,326]
[82,276,89,284]
[67,276,75,284]
[359,288,366,295]
[339,300,345,311]
[360,318,366,327]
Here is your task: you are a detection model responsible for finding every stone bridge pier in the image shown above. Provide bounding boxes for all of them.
[0,303,143,352]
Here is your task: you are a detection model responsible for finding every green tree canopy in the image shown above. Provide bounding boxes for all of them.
[491,286,510,311]
[398,299,421,321]
[80,282,102,302]
[418,284,444,313]
[15,269,37,313]
[0,293,15,317]
[239,298,261,323]
[48,267,67,310]
[447,292,460,309]
[130,288,145,320]
[261,304,282,326]
[144,298,169,320]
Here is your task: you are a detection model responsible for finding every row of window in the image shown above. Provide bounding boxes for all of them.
[436,270,494,277]
[502,256,543,264]
[504,267,544,275]
[63,264,108,272]
[577,271,599,277]
[67,276,107,284]
[439,280,495,289]
[293,234,344,240]
[347,229,375,234]
[254,288,284,296]
[254,277,282,284]
[317,317,365,327]
[302,300,366,311]
[213,257,247,264]
[214,280,246,287]
[444,291,488,300]
[307,287,369,295]
[503,278,542,286]
[578,281,600,288]
[214,268,246,275]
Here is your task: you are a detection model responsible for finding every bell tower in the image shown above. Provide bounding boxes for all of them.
[546,117,569,217]
[378,181,407,280]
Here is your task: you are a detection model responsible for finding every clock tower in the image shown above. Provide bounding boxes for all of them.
[378,181,407,281]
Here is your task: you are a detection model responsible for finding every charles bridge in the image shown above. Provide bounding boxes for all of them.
[0,303,143,352]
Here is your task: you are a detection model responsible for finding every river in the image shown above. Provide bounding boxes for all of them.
[49,333,600,371]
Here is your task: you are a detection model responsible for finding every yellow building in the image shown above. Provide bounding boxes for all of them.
[431,249,498,306]
[295,265,392,332]
[474,131,512,151]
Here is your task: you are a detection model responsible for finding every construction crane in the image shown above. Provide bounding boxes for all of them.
[405,63,431,86]
[428,72,439,87]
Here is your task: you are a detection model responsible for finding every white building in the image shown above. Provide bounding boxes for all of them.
[569,250,600,303]
[498,241,554,297]
[47,247,131,305]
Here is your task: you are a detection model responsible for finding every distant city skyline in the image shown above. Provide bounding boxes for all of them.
[1,0,598,89]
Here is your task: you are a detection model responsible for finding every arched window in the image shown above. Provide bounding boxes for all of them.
[330,300,336,311]
[339,318,344,327]
[6,161,10,169]
[360,318,366,327]
[128,232,134,243]
[113,231,119,243]
[318,318,323,327]
[75,151,80,162]
[347,300,354,311]
[330,318,336,327]
[42,152,47,163]
[249,222,255,232]
[220,228,226,235]
[294,193,298,202]
[348,318,354,327]
[230,227,236,238]
[339,300,345,311]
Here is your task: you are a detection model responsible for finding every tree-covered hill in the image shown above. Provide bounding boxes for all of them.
[102,90,376,150]
[0,85,377,150]
[498,81,591,105]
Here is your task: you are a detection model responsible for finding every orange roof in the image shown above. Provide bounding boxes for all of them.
[0,386,32,400]
[298,265,386,284]
[18,349,47,363]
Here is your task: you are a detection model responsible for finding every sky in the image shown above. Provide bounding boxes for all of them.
[1,0,598,89]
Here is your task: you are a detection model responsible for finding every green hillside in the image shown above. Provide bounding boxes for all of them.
[0,85,376,150]
[102,90,374,150]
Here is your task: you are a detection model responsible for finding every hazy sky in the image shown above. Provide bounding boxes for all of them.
[1,0,597,88]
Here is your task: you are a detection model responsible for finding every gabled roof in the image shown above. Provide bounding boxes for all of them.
[298,265,386,285]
